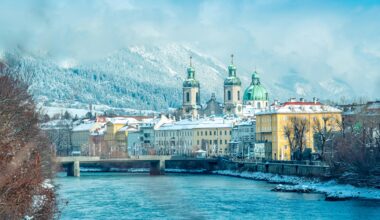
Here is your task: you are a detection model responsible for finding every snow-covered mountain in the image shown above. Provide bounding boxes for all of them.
[2,44,354,111]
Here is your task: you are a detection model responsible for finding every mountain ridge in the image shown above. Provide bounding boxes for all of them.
[1,44,354,111]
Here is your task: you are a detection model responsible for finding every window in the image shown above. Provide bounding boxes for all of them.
[227,90,231,101]
[210,140,212,144]
[209,131,212,135]
[201,131,203,136]
[220,131,222,135]
[258,102,261,108]
[214,131,216,135]
[238,91,240,101]
[225,131,227,135]
[225,140,227,144]
[186,92,190,102]
[197,140,200,145]
[220,140,222,144]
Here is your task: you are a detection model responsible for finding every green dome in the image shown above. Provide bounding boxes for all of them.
[243,71,268,101]
[224,64,241,86]
[183,67,200,87]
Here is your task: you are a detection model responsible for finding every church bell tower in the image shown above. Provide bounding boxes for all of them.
[224,54,242,116]
[182,56,201,117]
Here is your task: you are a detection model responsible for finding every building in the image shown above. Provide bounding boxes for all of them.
[104,117,143,157]
[181,57,201,118]
[202,93,224,116]
[256,98,342,160]
[154,117,234,157]
[40,119,72,156]
[178,56,270,119]
[126,115,174,155]
[229,120,256,158]
[224,55,243,116]
[71,121,96,155]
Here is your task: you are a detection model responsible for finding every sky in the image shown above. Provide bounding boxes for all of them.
[0,0,379,99]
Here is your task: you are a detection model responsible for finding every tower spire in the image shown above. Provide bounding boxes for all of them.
[189,56,192,67]
[231,54,234,65]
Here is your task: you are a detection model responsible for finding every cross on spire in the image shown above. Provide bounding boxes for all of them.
[189,56,192,67]
[231,54,234,65]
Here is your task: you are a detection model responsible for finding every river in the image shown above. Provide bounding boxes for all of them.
[56,172,380,219]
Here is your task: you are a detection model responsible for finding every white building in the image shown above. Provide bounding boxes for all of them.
[229,120,256,158]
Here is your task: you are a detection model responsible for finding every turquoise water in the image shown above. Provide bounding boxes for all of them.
[56,173,380,219]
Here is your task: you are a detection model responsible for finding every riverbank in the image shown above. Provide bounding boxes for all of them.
[213,169,380,201]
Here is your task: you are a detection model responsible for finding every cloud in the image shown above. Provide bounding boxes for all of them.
[0,0,379,99]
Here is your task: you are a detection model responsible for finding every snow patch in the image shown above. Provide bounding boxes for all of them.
[213,170,380,201]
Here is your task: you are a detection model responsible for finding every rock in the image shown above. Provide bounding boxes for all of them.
[271,184,315,193]
[325,195,352,201]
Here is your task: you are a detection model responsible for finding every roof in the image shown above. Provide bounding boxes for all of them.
[256,102,341,115]
[72,122,96,132]
[40,119,72,130]
[157,117,234,131]
[243,71,268,101]
[106,117,141,125]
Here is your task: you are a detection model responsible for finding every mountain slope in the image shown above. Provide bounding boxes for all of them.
[2,44,354,111]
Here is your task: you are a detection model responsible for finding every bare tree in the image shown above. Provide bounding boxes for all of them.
[313,115,340,160]
[283,117,309,160]
[329,108,380,186]
[0,75,57,219]
[284,125,297,160]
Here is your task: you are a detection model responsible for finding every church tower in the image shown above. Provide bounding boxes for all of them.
[182,56,201,117]
[224,54,242,115]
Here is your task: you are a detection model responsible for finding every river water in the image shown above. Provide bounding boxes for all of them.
[56,173,380,220]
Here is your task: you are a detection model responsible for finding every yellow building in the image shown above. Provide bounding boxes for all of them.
[104,118,139,157]
[256,99,342,160]
[155,117,233,156]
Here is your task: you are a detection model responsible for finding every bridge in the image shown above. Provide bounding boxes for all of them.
[56,156,218,177]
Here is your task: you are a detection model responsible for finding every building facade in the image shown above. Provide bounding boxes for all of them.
[256,98,342,160]
[229,120,256,158]
[154,117,234,157]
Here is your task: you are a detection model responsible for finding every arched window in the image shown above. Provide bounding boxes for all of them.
[227,90,231,101]
[257,102,261,108]
[186,92,190,102]
[238,91,240,101]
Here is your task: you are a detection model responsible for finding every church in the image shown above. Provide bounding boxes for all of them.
[178,55,269,119]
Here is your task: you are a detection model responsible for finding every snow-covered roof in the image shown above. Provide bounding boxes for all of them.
[236,119,255,126]
[256,102,341,115]
[157,117,234,131]
[118,125,139,132]
[72,122,96,132]
[40,119,72,130]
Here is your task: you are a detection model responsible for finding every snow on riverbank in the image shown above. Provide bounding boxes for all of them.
[213,170,380,201]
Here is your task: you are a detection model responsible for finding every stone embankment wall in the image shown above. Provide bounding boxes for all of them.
[165,160,218,172]
[219,160,330,177]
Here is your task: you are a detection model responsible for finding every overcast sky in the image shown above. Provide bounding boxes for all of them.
[0,0,379,99]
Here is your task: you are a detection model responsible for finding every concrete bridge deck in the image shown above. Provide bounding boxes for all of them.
[56,156,218,177]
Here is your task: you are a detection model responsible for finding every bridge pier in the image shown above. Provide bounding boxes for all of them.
[67,160,80,177]
[150,160,165,175]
